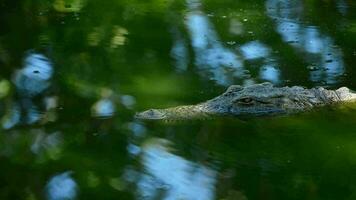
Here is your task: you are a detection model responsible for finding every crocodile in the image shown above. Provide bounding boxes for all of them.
[135,83,356,121]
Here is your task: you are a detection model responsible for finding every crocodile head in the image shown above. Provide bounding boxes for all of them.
[135,82,356,121]
[134,109,167,120]
[204,82,294,118]
[135,83,296,121]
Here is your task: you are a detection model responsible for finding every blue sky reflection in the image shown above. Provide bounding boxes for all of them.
[266,0,345,85]
[135,138,216,200]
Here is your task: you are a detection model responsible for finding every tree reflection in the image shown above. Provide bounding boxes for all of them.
[46,171,78,200]
[2,52,54,129]
[184,0,245,85]
[266,0,345,85]
[169,0,349,86]
[123,138,216,200]
[0,0,354,199]
[171,0,283,85]
[239,41,280,84]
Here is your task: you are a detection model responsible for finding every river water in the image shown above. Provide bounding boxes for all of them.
[0,0,356,199]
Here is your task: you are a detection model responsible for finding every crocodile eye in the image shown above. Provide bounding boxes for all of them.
[236,97,254,105]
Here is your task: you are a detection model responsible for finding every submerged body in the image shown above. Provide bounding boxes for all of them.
[135,83,356,121]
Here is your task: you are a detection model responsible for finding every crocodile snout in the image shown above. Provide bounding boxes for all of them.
[135,109,166,120]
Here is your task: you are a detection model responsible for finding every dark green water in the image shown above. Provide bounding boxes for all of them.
[0,0,356,199]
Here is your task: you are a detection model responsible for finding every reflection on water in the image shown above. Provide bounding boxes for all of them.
[127,122,147,138]
[91,98,116,118]
[90,89,136,118]
[87,25,129,49]
[13,52,53,97]
[240,41,271,60]
[120,95,136,110]
[46,171,78,200]
[30,130,63,161]
[239,41,280,84]
[229,18,244,36]
[2,52,54,129]
[110,26,129,49]
[260,62,280,84]
[176,0,348,85]
[53,0,85,13]
[170,29,189,72]
[42,96,59,123]
[125,138,216,200]
[184,0,245,85]
[173,0,283,85]
[0,0,355,199]
[1,103,21,130]
[266,0,345,85]
[91,89,116,118]
[337,0,348,15]
[0,79,11,99]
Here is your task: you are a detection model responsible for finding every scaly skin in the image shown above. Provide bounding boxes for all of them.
[135,83,356,121]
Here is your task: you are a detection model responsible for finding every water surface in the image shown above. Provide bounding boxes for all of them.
[0,0,356,199]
